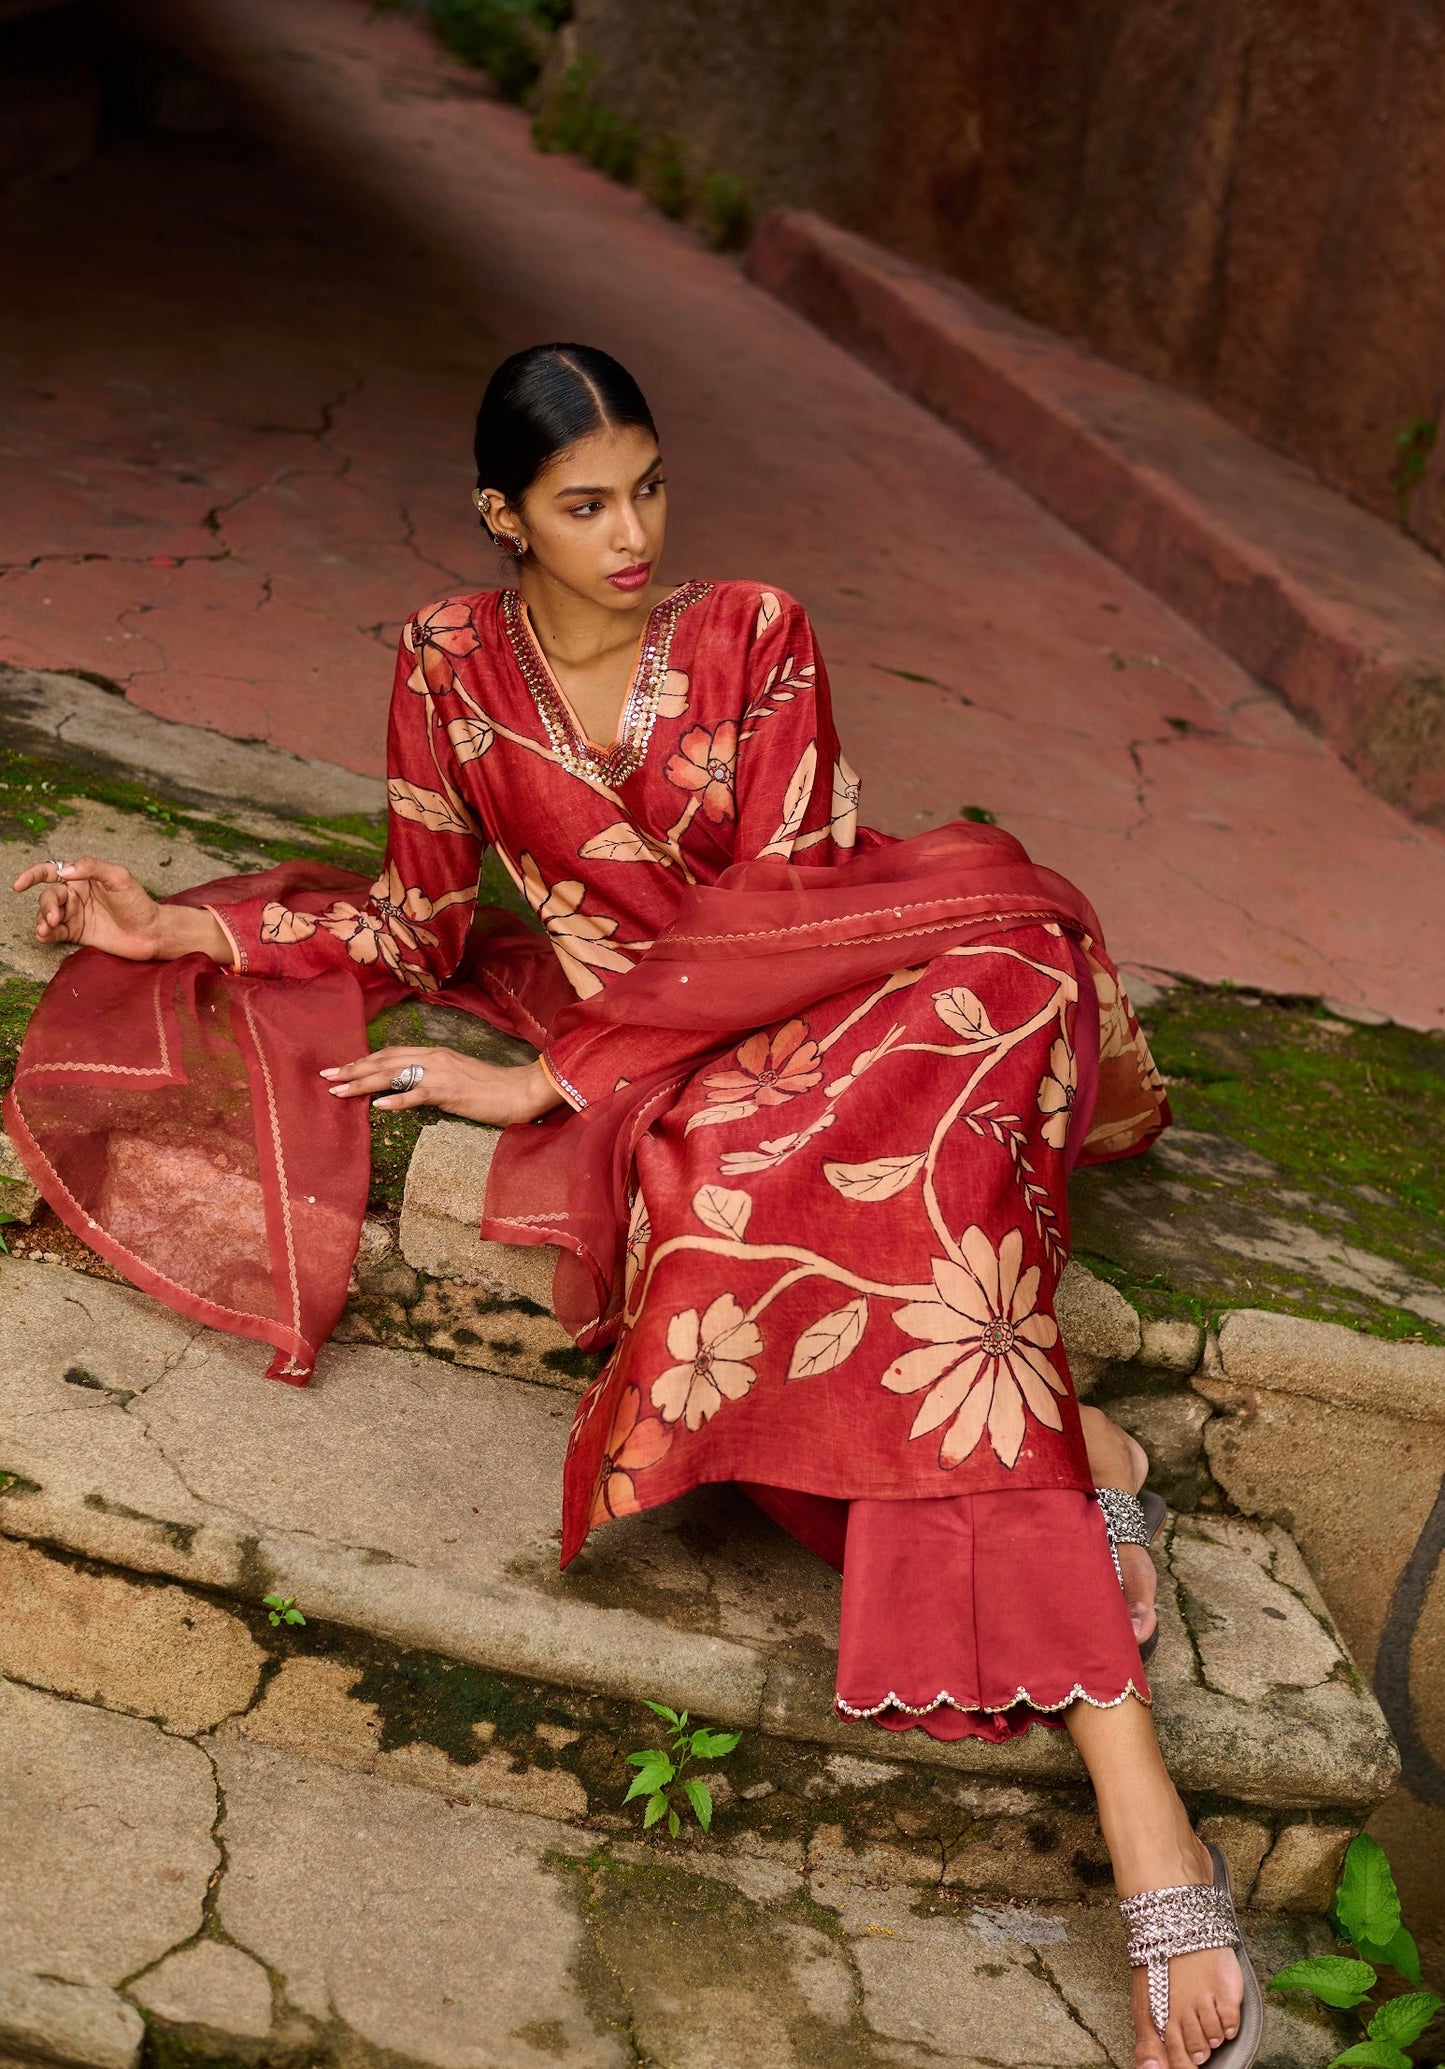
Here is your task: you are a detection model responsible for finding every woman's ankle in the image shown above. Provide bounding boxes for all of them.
[1110,1811,1212,1899]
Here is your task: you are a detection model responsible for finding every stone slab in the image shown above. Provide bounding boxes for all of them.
[210,1738,623,2068]
[0,1536,264,1733]
[398,1117,560,1309]
[748,207,1445,830]
[0,664,383,826]
[1210,1307,1445,1424]
[0,1967,142,2069]
[129,1941,274,2042]
[0,1677,217,1987]
[0,1257,1397,1825]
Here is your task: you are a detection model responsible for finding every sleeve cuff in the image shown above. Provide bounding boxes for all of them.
[203,905,247,975]
[538,1049,587,1112]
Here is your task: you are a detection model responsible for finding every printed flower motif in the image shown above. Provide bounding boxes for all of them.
[1037,1036,1076,1149]
[590,1385,673,1524]
[664,721,737,824]
[260,903,318,946]
[652,1294,763,1430]
[518,851,633,998]
[318,861,449,986]
[883,1227,1065,1470]
[404,598,483,698]
[701,1019,823,1108]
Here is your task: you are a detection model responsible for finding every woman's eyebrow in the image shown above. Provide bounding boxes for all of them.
[551,455,664,499]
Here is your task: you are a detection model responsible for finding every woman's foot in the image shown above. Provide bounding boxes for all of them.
[1079,1407,1159,1648]
[1123,1831,1246,2069]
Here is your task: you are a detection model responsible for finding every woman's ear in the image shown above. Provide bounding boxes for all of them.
[475,485,525,551]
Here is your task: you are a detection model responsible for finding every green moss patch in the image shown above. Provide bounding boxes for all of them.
[0,974,43,1095]
[1072,984,1445,1342]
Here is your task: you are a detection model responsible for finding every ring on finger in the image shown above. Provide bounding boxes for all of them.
[48,859,70,875]
[389,1063,425,1094]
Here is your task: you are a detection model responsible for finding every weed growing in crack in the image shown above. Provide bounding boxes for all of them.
[624,1700,739,1837]
[1269,1833,1442,2067]
[263,1594,306,1629]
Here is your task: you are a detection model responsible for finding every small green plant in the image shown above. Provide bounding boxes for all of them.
[1269,1834,1441,2068]
[0,1209,20,1256]
[644,137,689,220]
[532,58,638,181]
[623,1701,739,1837]
[263,1593,307,1628]
[702,170,752,251]
[1390,413,1438,516]
[959,804,998,824]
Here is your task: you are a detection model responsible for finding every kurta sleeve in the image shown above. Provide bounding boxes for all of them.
[210,616,485,1001]
[540,590,863,1109]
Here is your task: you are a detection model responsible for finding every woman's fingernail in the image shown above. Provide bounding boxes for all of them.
[318,1068,339,1079]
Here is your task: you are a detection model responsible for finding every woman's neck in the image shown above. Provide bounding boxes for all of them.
[516,565,670,668]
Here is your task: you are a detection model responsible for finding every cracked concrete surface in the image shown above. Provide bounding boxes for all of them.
[0,1658,1350,2069]
[0,1247,1383,2066]
[1,0,1443,1025]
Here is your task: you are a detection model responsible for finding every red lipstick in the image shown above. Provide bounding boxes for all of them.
[607,562,652,592]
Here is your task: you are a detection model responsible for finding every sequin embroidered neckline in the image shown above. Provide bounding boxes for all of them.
[502,581,712,786]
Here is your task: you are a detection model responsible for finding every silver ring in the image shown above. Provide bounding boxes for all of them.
[49,859,70,874]
[389,1063,424,1094]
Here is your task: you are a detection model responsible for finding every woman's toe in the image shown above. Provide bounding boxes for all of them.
[1119,1545,1158,1644]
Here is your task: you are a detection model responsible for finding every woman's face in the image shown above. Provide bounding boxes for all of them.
[485,422,668,611]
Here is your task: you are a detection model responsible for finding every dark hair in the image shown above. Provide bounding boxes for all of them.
[472,343,658,509]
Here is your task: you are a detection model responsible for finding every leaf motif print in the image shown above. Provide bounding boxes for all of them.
[823,1153,926,1203]
[788,1297,869,1379]
[260,903,319,945]
[830,752,860,850]
[691,1185,754,1239]
[656,669,690,719]
[755,590,781,636]
[757,742,818,860]
[684,1099,760,1135]
[387,778,478,838]
[446,716,494,763]
[518,852,635,997]
[579,823,670,865]
[717,1111,836,1174]
[932,985,998,1042]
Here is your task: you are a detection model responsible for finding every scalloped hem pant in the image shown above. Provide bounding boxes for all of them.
[742,1483,1149,1743]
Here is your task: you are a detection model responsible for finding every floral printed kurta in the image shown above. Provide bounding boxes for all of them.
[209,580,1167,1558]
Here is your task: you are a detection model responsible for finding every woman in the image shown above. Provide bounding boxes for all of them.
[11,344,1259,2069]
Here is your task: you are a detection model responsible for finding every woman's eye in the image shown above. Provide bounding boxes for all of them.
[570,501,602,518]
[639,479,667,499]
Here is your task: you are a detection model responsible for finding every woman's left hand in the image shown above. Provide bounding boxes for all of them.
[320,1046,563,1127]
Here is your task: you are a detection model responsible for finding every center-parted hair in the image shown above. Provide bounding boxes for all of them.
[472,344,658,509]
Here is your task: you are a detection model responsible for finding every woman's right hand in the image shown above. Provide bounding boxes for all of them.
[11,858,229,964]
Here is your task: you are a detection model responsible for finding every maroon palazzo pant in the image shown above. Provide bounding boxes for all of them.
[742,940,1148,1743]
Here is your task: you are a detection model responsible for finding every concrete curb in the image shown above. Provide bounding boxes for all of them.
[0,663,384,827]
[747,209,1445,829]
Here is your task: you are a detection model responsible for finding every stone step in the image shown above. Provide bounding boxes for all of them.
[0,1661,1350,2069]
[0,1252,1397,1928]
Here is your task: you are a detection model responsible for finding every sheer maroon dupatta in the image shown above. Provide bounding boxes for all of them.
[3,861,559,1381]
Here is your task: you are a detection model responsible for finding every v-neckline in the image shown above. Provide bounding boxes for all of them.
[502,582,712,786]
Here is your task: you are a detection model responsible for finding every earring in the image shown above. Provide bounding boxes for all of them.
[497,531,526,557]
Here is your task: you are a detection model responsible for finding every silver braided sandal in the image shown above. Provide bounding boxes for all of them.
[1097,1485,1168,1661]
[1119,1842,1264,2064]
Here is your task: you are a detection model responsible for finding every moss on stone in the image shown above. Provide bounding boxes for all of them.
[1072,982,1445,1343]
[0,974,44,1094]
